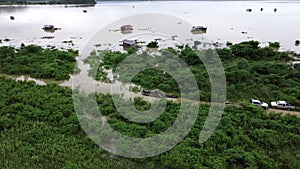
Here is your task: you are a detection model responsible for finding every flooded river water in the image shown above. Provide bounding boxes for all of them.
[1,1,300,52]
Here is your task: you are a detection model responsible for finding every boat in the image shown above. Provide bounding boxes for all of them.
[42,25,54,30]
[191,26,207,34]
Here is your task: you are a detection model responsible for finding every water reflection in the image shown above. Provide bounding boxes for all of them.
[121,30,133,35]
[0,6,27,14]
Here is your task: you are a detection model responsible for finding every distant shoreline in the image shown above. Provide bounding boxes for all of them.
[0,0,96,5]
[1,0,299,5]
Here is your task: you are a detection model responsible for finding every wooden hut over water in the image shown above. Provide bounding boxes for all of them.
[122,39,137,47]
[121,25,133,31]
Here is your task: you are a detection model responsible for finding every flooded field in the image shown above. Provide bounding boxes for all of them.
[1,0,300,101]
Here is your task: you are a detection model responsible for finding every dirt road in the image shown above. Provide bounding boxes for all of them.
[267,108,300,117]
[137,94,300,118]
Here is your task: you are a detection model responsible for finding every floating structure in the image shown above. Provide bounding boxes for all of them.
[42,25,61,33]
[191,26,207,34]
[120,25,133,34]
[121,25,133,31]
[42,25,54,30]
[121,39,138,47]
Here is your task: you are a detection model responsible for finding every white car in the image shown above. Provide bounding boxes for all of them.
[271,101,295,110]
[250,99,268,109]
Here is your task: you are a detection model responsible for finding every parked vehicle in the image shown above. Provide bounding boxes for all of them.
[271,101,295,110]
[250,99,268,109]
[225,101,232,105]
[141,89,165,98]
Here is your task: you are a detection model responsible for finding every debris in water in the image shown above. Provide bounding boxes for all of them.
[171,35,178,40]
[62,40,73,43]
[41,36,55,39]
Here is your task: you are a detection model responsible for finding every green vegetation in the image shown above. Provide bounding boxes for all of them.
[147,41,159,48]
[1,40,299,168]
[0,77,299,168]
[226,41,233,46]
[269,42,280,49]
[0,45,78,80]
[126,46,138,54]
[86,41,300,107]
